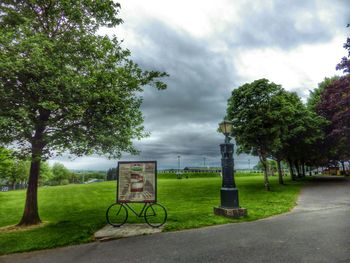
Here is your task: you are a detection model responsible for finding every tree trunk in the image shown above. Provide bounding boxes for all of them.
[341,161,345,175]
[259,154,270,191]
[18,133,48,225]
[302,162,306,177]
[18,156,42,225]
[18,146,43,226]
[277,159,284,185]
[294,161,301,178]
[18,108,49,226]
[288,159,296,181]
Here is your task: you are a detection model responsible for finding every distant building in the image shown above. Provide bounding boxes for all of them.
[160,167,221,173]
[183,167,221,173]
[160,169,179,173]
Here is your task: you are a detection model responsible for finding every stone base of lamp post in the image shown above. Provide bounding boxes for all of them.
[220,187,239,208]
[213,206,247,218]
[215,188,247,218]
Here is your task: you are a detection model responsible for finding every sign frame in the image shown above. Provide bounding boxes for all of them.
[117,161,157,204]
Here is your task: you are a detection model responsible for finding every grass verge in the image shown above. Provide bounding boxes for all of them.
[0,174,304,255]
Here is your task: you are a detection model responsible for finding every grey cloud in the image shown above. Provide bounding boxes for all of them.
[51,0,348,170]
[131,20,236,125]
[131,135,259,170]
[223,0,349,50]
[114,0,348,169]
[119,20,244,168]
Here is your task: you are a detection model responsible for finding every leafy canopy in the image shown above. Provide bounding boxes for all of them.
[226,78,284,157]
[0,1,167,159]
[0,147,30,186]
[307,76,340,112]
[316,28,350,162]
[317,75,350,160]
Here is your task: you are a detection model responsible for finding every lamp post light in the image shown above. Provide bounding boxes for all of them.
[214,120,247,218]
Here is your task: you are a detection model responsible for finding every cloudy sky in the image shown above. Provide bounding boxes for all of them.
[49,0,350,170]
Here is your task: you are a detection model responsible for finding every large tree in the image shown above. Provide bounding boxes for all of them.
[226,79,285,190]
[306,77,339,167]
[0,1,167,225]
[275,90,327,179]
[317,30,350,170]
[317,76,350,163]
[267,90,307,183]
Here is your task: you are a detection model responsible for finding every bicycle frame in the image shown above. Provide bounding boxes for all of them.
[106,202,167,228]
[123,203,149,217]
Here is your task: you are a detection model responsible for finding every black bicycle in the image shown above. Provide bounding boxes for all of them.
[106,202,167,228]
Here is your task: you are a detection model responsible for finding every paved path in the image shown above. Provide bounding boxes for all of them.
[2,176,350,263]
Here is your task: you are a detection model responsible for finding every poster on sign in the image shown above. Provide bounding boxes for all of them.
[117,161,157,203]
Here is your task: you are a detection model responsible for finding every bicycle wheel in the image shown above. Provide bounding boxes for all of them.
[106,203,128,227]
[144,203,167,228]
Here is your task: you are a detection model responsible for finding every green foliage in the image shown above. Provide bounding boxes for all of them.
[0,151,103,187]
[51,163,70,185]
[307,76,340,112]
[226,79,288,189]
[0,1,168,158]
[274,91,327,166]
[38,162,52,185]
[0,147,14,183]
[0,175,304,254]
[227,79,284,157]
[0,147,29,188]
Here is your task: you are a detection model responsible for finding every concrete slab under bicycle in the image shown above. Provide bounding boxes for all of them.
[94,224,163,241]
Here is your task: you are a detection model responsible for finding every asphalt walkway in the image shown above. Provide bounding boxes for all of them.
[1,176,350,263]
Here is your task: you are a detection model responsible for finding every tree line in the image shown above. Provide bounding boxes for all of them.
[226,31,350,190]
[0,147,107,190]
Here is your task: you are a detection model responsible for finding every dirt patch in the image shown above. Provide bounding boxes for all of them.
[0,221,49,233]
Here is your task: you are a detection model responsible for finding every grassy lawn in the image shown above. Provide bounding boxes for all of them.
[0,174,304,255]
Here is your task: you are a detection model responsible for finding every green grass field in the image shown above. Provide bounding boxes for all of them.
[0,174,304,255]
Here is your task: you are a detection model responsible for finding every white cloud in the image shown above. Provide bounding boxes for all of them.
[235,36,347,99]
[116,0,242,38]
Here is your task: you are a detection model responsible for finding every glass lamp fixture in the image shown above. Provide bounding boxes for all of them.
[219,120,233,136]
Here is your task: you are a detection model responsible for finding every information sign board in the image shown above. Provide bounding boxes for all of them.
[117,161,157,203]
